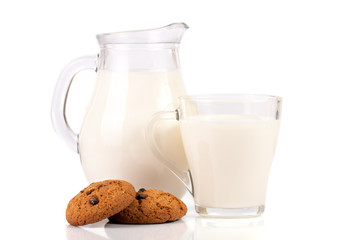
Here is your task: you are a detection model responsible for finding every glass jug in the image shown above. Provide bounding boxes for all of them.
[51,23,189,198]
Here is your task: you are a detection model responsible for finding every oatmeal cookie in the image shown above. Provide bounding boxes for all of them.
[109,188,187,224]
[66,180,136,226]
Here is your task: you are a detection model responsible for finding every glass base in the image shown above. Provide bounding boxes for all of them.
[195,205,265,218]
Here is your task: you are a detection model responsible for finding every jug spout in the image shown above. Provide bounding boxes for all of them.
[97,23,189,46]
[161,22,189,43]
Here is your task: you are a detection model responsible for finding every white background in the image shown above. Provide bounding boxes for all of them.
[1,0,360,239]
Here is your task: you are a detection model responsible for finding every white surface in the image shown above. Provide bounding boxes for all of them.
[1,0,360,239]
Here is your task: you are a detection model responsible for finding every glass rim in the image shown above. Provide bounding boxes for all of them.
[178,93,282,103]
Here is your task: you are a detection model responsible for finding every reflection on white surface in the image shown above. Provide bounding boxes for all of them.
[192,217,265,240]
[66,220,110,240]
[104,220,191,240]
[66,218,191,240]
[66,211,264,240]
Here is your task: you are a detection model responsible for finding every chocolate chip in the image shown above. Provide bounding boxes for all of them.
[89,196,99,205]
[98,184,108,189]
[138,188,146,192]
[80,190,84,193]
[136,193,148,200]
[86,189,94,195]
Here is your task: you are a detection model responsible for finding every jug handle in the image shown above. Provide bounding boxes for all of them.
[146,110,194,196]
[51,55,97,153]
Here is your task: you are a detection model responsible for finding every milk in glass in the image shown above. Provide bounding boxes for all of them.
[180,115,280,208]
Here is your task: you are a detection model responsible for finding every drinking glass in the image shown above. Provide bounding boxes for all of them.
[147,94,282,217]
